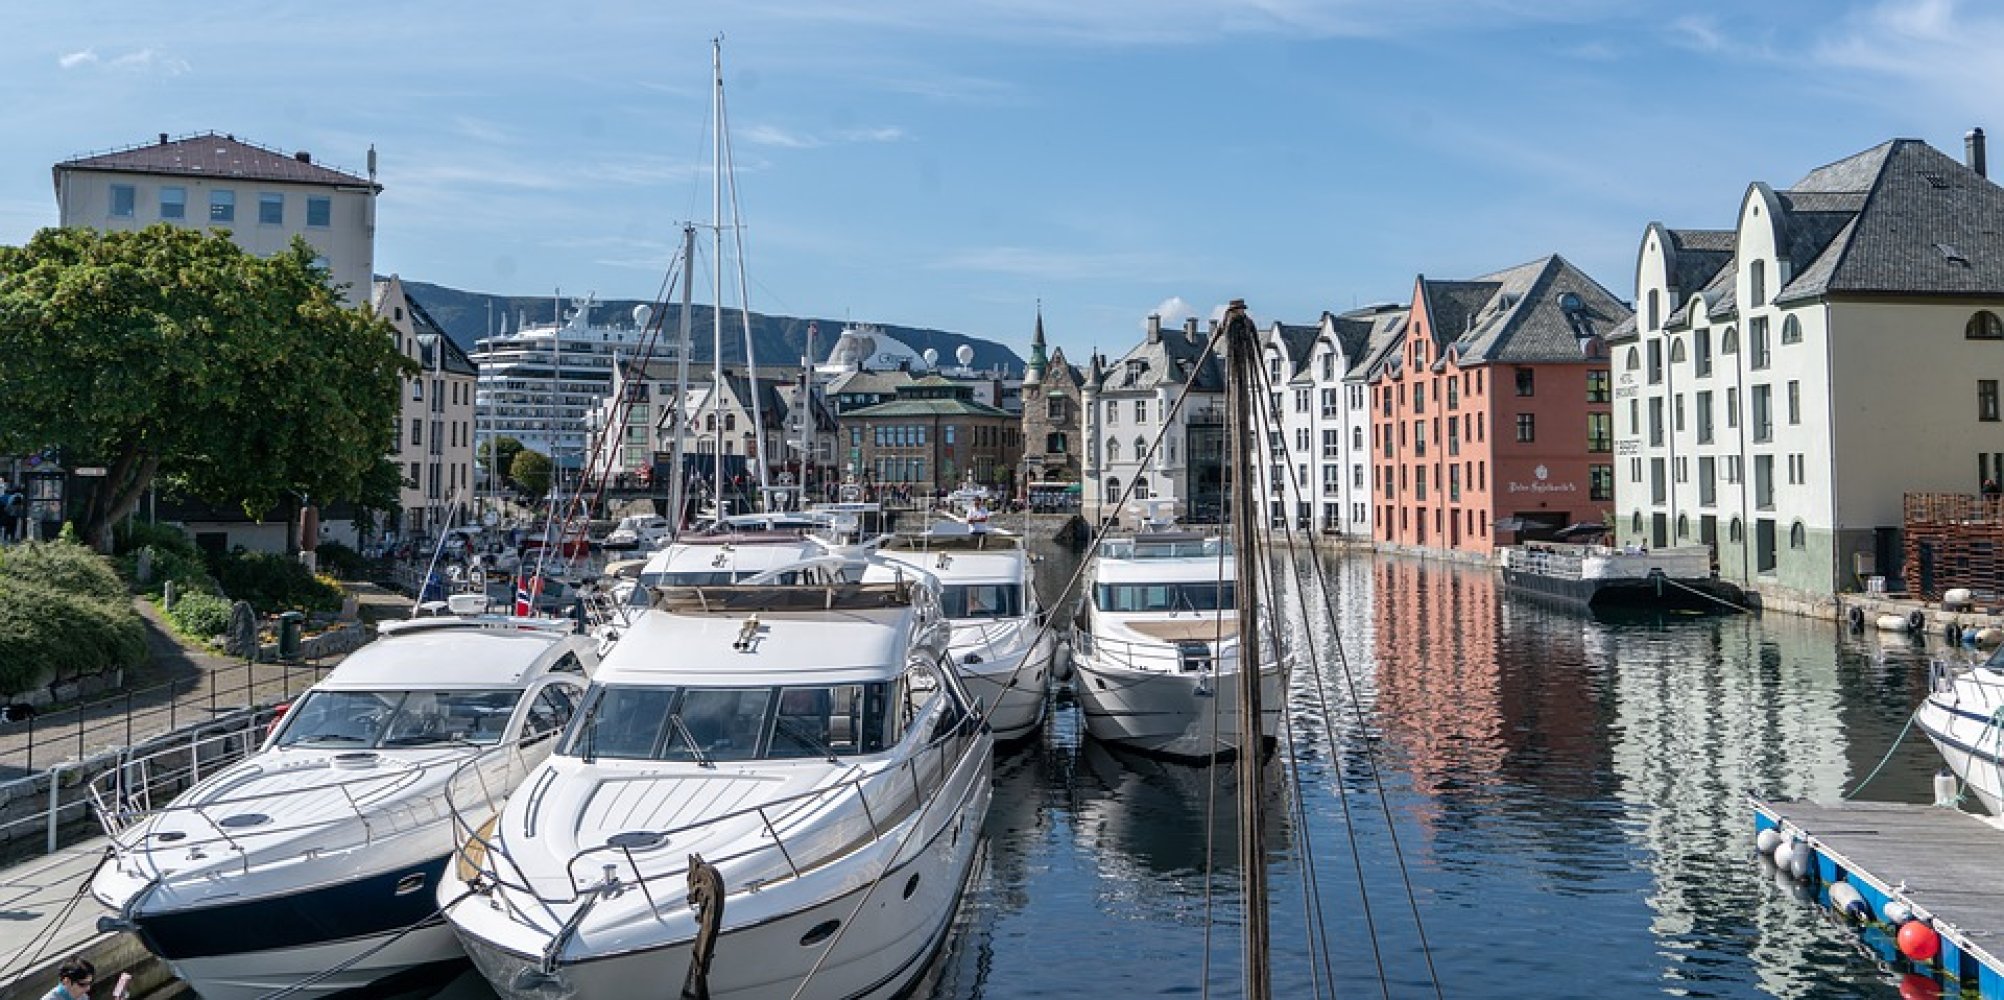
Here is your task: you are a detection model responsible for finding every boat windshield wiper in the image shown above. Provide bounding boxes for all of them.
[668,714,713,768]
[773,720,841,765]
[294,734,366,744]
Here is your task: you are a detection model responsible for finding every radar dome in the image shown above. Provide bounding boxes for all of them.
[632,304,653,329]
[955,345,975,366]
[922,348,940,369]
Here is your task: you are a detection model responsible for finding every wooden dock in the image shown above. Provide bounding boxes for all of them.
[1754,796,2004,997]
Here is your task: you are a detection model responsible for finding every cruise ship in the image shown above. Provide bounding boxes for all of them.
[470,296,679,467]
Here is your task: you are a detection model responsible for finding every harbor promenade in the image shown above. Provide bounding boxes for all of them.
[0,581,415,999]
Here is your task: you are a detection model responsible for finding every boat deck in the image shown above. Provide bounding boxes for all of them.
[1753,796,2004,996]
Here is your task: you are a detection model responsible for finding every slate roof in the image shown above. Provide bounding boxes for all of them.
[55,132,375,189]
[843,397,1011,418]
[1267,322,1323,380]
[1096,320,1225,394]
[1351,308,1411,381]
[1780,139,2004,301]
[1408,256,1631,369]
[1664,228,1736,304]
[826,370,915,397]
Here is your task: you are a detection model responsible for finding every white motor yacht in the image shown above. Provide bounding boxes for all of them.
[1070,516,1283,760]
[1918,649,2004,814]
[88,600,598,1000]
[870,521,1055,741]
[444,563,994,1000]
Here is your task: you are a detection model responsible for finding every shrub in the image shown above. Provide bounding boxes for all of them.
[164,591,233,640]
[126,544,220,599]
[209,549,343,614]
[0,540,130,606]
[0,576,147,694]
[314,540,366,579]
[114,520,199,559]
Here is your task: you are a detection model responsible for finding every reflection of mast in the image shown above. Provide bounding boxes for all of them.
[1221,299,1270,999]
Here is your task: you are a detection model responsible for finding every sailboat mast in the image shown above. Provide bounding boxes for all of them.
[710,39,727,516]
[668,224,696,538]
[1222,300,1271,1000]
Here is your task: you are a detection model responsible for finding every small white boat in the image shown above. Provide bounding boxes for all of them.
[602,514,674,551]
[1918,650,2004,814]
[1070,509,1283,760]
[871,520,1056,741]
[88,600,599,1000]
[444,562,993,1000]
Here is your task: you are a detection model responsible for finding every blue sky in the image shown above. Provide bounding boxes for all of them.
[3,0,1999,364]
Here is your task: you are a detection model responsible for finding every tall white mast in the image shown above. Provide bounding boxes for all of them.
[710,38,727,515]
[667,225,696,536]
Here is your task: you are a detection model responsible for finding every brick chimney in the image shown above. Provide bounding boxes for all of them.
[1183,316,1198,341]
[1146,314,1161,344]
[1968,127,1987,179]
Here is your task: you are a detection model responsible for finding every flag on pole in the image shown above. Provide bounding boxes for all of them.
[514,574,535,616]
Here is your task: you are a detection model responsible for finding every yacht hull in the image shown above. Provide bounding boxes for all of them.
[161,918,463,1000]
[1072,656,1283,760]
[457,771,992,1000]
[1918,667,2004,815]
[961,629,1056,742]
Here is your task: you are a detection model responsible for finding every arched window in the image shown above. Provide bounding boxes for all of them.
[1721,326,1739,354]
[1106,438,1121,463]
[1968,311,2004,340]
[1750,260,1766,307]
[1677,514,1690,538]
[1729,518,1744,543]
[1790,521,1806,549]
[1782,315,1802,344]
[1670,338,1687,364]
[1631,511,1643,533]
[1106,476,1121,498]
[1626,346,1641,371]
[1133,437,1147,461]
[1134,477,1150,499]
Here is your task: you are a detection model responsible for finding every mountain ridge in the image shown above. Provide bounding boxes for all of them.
[397,279,1026,373]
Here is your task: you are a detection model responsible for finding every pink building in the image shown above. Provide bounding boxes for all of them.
[1369,256,1630,555]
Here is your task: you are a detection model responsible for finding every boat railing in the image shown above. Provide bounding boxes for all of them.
[91,740,505,874]
[1069,626,1232,673]
[1095,536,1230,560]
[1501,546,1587,581]
[446,713,986,924]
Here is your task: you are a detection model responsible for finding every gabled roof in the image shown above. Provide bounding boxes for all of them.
[1266,322,1322,380]
[409,296,477,376]
[1417,280,1500,354]
[826,370,915,397]
[1778,139,2004,302]
[1098,319,1224,394]
[1663,228,1736,304]
[1409,256,1631,369]
[54,131,375,189]
[1351,309,1411,381]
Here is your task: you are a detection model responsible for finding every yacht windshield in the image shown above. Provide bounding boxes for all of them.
[562,683,882,760]
[940,583,1022,619]
[275,690,523,748]
[1094,581,1236,613]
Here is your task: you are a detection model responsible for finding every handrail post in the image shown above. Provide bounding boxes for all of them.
[48,762,77,854]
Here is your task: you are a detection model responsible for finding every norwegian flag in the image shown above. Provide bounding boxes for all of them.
[514,574,541,616]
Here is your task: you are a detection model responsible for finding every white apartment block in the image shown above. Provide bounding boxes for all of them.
[1080,316,1228,524]
[1250,307,1408,537]
[1614,133,2004,600]
[54,131,380,308]
[373,277,477,539]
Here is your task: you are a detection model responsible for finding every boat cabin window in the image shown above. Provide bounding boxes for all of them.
[1094,581,1236,613]
[275,689,524,748]
[632,570,802,602]
[549,653,586,675]
[940,583,1022,619]
[562,682,884,761]
[521,686,580,744]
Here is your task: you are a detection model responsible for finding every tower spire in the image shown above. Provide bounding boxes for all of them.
[1025,300,1049,385]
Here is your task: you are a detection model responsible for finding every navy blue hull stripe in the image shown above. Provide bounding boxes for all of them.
[135,854,452,960]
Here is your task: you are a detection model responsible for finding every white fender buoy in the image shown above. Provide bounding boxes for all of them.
[1052,640,1074,683]
[1883,899,1914,925]
[1788,841,1813,880]
[1830,881,1869,921]
[1980,627,2004,648]
[1878,613,1914,632]
[1756,828,1782,855]
[1777,866,1812,902]
[1773,839,1796,872]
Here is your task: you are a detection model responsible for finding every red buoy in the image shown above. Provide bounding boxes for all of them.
[1898,920,1941,963]
[1899,972,1942,1000]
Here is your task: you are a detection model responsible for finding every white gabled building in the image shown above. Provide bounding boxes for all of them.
[1614,132,2004,603]
[1249,306,1408,537]
[373,277,478,540]
[1080,315,1228,524]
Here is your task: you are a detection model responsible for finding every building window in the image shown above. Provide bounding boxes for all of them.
[1105,476,1120,498]
[1752,385,1773,442]
[1047,432,1067,454]
[1677,514,1690,538]
[1696,391,1713,443]
[1647,341,1663,385]
[1782,315,1802,344]
[1515,413,1535,442]
[1695,329,1712,377]
[1670,338,1687,364]
[1590,464,1613,501]
[1587,412,1612,452]
[209,189,235,223]
[1134,477,1150,499]
[1726,386,1739,428]
[1134,400,1147,422]
[1787,381,1801,424]
[1750,260,1766,307]
[159,186,186,220]
[1647,289,1660,330]
[1790,520,1806,549]
[1674,394,1685,433]
[1730,517,1744,543]
[1106,439,1120,463]
[1983,380,2001,422]
[1586,370,1610,404]
[1968,311,2004,340]
[1046,397,1066,420]
[1721,326,1739,355]
[1106,401,1118,425]
[259,192,284,225]
[1515,368,1535,397]
[1648,397,1664,446]
[307,196,331,228]
[109,184,135,218]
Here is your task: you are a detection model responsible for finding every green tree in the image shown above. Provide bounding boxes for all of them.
[511,449,553,500]
[0,226,414,549]
[479,435,526,492]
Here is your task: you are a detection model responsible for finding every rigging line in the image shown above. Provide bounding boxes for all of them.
[717,80,771,504]
[563,253,686,535]
[0,848,105,992]
[412,492,467,617]
[254,889,479,1000]
[1653,573,1764,615]
[1843,704,1922,799]
[1247,352,1441,1000]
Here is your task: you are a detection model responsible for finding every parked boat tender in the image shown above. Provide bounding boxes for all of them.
[1918,650,2004,815]
[88,605,598,1000]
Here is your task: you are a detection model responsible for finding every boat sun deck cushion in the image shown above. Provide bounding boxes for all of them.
[1126,620,1240,643]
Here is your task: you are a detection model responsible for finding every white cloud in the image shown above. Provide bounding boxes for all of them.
[108,49,190,75]
[1148,296,1198,330]
[57,49,97,69]
[739,123,907,149]
[1810,0,2004,118]
[1668,14,1725,52]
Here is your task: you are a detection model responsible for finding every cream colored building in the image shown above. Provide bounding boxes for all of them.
[53,131,380,307]
[374,276,477,540]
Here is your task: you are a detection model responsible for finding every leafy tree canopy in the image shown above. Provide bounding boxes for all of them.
[510,449,552,500]
[0,225,415,548]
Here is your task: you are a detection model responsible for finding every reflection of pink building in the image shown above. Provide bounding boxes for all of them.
[1367,256,1630,555]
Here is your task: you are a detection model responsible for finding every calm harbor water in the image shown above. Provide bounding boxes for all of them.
[418,545,1945,1000]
